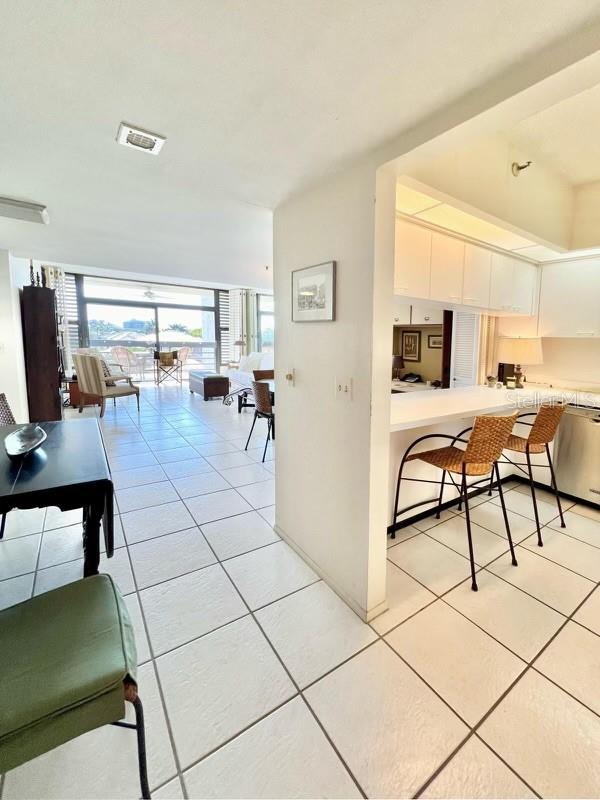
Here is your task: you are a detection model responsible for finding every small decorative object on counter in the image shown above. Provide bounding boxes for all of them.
[4,423,47,459]
[487,375,497,388]
[41,266,47,288]
[506,376,516,389]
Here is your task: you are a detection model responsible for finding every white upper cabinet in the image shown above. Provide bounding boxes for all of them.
[490,253,536,315]
[392,295,411,326]
[512,261,537,315]
[394,216,538,317]
[539,260,600,337]
[394,218,431,297]
[411,305,444,325]
[489,252,515,312]
[429,232,464,303]
[462,243,491,308]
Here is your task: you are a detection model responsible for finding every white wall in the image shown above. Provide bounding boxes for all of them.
[571,180,600,250]
[0,252,29,421]
[272,159,394,620]
[524,338,600,390]
[402,134,573,250]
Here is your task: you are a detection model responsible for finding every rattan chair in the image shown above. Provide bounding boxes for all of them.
[392,413,519,591]
[492,403,566,547]
[244,380,275,462]
[0,393,16,540]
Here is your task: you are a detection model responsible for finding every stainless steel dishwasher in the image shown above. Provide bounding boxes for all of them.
[554,404,600,505]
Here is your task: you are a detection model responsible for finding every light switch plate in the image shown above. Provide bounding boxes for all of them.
[334,377,353,400]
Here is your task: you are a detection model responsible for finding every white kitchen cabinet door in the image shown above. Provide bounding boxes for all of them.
[489,252,514,312]
[512,262,538,315]
[392,295,411,326]
[411,305,444,325]
[450,312,480,387]
[539,260,600,337]
[462,243,491,308]
[429,232,464,303]
[394,218,431,298]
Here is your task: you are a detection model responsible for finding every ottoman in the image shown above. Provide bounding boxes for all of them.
[189,370,230,400]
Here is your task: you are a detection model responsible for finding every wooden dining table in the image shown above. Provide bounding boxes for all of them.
[0,419,114,577]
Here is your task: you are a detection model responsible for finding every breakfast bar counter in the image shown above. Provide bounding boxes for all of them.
[388,385,599,527]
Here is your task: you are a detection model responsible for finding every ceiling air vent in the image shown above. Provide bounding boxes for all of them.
[116,123,166,155]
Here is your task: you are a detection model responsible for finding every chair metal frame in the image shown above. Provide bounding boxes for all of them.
[111,684,150,799]
[486,411,566,547]
[391,422,518,592]
[244,381,275,462]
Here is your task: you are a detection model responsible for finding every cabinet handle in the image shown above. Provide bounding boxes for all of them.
[463,296,476,301]
[396,286,408,291]
[449,295,461,299]
[424,315,430,321]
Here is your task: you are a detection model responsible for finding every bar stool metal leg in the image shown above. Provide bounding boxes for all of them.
[435,470,446,519]
[525,445,543,547]
[545,443,566,528]
[487,471,494,496]
[495,463,518,566]
[462,468,478,592]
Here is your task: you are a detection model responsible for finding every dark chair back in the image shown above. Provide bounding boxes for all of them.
[253,369,274,381]
[251,381,273,415]
[0,393,16,425]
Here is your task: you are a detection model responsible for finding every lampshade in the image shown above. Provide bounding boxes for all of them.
[497,337,543,365]
[392,355,405,369]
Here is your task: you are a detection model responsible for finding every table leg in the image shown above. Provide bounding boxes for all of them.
[82,502,102,577]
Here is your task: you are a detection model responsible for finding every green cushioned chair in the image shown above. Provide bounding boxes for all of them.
[0,574,150,798]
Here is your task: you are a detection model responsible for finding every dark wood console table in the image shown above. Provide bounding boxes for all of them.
[0,419,113,576]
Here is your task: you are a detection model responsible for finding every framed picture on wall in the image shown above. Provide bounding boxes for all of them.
[402,330,421,361]
[292,261,336,322]
[428,334,443,349]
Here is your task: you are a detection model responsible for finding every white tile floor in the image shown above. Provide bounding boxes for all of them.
[2,384,600,798]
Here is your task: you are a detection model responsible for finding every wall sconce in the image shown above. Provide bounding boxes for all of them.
[511,161,532,177]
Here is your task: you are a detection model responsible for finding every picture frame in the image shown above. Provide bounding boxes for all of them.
[292,261,336,322]
[402,330,421,361]
[428,334,443,349]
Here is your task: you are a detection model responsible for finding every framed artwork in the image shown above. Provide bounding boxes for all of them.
[428,334,443,349]
[292,261,336,322]
[402,330,421,361]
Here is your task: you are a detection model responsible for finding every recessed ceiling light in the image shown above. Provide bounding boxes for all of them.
[116,122,166,155]
[0,196,49,224]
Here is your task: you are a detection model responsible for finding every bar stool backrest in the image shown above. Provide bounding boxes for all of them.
[252,381,272,415]
[464,412,518,465]
[528,403,565,446]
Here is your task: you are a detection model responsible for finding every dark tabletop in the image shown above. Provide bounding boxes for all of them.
[0,419,110,499]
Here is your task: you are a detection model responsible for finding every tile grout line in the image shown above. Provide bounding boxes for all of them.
[178,512,369,799]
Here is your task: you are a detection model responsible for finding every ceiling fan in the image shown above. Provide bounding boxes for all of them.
[143,286,171,301]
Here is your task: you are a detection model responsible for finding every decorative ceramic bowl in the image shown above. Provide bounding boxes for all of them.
[4,424,47,459]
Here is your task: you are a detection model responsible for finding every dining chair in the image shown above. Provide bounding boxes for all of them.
[74,353,140,417]
[0,575,150,798]
[493,403,566,547]
[0,393,16,539]
[392,413,519,591]
[245,380,275,462]
[111,346,142,381]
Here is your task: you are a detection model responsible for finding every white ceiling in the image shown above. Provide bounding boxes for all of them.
[509,82,600,186]
[1,0,599,288]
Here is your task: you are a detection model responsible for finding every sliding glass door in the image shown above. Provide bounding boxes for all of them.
[78,275,222,379]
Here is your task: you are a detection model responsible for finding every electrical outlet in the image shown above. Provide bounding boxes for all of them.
[334,377,353,400]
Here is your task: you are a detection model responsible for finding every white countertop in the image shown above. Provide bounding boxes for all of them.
[390,384,600,432]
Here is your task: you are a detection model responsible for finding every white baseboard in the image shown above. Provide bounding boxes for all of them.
[274,523,389,623]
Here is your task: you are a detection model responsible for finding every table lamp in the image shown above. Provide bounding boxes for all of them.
[392,354,404,380]
[496,337,543,389]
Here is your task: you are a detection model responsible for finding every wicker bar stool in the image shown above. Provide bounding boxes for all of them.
[491,403,566,547]
[392,412,519,592]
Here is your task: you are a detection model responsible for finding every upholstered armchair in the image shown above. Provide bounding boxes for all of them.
[73,353,140,417]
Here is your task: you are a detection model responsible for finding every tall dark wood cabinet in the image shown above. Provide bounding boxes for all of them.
[21,286,62,422]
